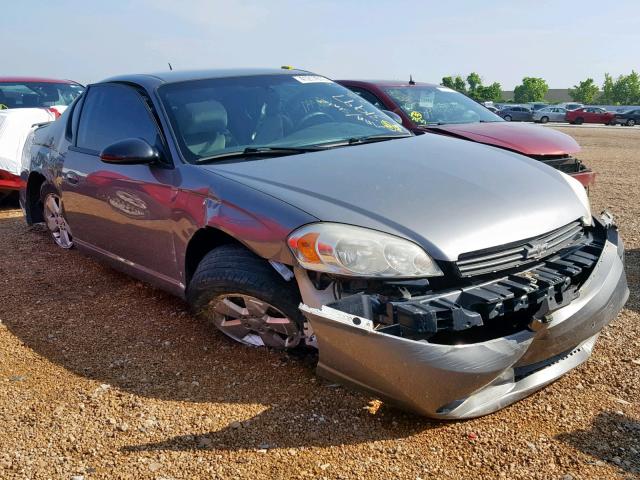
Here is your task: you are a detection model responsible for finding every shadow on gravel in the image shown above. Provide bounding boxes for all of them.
[0,214,441,450]
[556,411,640,476]
[622,248,639,315]
[122,403,439,452]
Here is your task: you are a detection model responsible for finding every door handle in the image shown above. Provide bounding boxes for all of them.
[65,171,79,185]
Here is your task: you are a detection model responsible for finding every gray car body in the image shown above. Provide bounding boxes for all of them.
[20,69,628,419]
[499,106,533,122]
[533,106,568,123]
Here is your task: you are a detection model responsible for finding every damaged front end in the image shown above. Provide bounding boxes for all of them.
[299,215,628,419]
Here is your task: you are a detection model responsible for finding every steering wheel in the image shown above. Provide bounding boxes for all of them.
[297,111,333,129]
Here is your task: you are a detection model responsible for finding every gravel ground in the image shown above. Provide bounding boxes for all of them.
[0,127,638,479]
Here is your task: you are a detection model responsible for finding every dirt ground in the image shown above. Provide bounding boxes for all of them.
[0,127,638,480]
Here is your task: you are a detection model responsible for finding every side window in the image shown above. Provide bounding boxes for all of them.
[67,94,85,140]
[76,83,159,152]
[349,87,385,110]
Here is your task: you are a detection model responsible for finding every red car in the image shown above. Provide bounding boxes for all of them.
[0,77,84,200]
[336,80,595,188]
[565,107,616,125]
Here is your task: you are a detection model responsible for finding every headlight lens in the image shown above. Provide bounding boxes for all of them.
[287,223,443,277]
[559,172,592,226]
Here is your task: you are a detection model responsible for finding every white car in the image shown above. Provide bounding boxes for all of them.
[0,77,83,200]
[533,106,567,124]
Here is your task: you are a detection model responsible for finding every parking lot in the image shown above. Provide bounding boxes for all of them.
[0,126,638,479]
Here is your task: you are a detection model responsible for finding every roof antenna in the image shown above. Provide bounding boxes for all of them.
[168,62,173,71]
[409,74,415,85]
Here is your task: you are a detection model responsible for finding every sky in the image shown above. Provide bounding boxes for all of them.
[2,0,639,89]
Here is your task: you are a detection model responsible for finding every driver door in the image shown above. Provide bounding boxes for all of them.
[61,83,181,283]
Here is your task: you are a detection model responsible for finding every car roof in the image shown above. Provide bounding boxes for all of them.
[100,68,314,88]
[336,79,441,88]
[0,76,79,84]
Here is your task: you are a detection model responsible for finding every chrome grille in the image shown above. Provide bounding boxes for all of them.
[456,221,584,277]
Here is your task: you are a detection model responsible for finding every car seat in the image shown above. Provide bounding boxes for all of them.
[252,89,292,144]
[179,100,228,157]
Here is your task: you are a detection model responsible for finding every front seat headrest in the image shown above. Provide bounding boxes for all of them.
[182,100,228,135]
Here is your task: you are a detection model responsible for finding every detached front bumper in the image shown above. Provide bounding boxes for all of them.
[300,217,628,419]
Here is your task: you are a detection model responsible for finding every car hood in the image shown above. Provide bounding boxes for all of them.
[423,122,580,156]
[205,134,589,261]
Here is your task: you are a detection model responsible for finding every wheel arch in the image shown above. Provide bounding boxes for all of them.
[24,172,47,224]
[184,226,248,287]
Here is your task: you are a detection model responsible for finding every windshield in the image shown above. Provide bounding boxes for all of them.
[158,74,410,163]
[383,85,503,125]
[0,82,84,109]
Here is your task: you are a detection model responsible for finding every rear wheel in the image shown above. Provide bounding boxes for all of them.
[41,184,73,249]
[627,119,636,127]
[503,115,512,121]
[540,116,549,124]
[187,244,303,349]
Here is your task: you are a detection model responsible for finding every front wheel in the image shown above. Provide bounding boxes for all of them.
[540,116,549,124]
[187,244,304,349]
[503,115,512,121]
[627,119,635,127]
[574,117,584,125]
[41,184,74,249]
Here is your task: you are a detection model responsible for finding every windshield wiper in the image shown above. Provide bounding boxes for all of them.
[348,133,412,144]
[316,133,411,149]
[196,146,323,164]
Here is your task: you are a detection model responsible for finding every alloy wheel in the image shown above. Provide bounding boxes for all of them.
[208,294,301,348]
[628,119,636,127]
[44,193,74,249]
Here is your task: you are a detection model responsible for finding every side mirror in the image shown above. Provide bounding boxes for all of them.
[100,138,159,165]
[382,110,403,125]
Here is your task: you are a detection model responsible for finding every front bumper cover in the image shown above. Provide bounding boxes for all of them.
[300,216,628,419]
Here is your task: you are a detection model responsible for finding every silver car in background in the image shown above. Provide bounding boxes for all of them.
[533,106,567,123]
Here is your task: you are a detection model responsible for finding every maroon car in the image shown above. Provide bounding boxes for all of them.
[336,80,595,188]
[565,107,616,125]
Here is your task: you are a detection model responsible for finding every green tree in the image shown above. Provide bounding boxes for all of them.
[568,78,600,104]
[600,73,615,104]
[466,72,482,94]
[442,73,502,102]
[441,75,467,93]
[513,77,549,103]
[613,71,640,104]
[474,82,503,102]
[600,71,640,105]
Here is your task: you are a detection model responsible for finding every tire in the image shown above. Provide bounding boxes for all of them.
[627,119,636,127]
[187,244,304,349]
[40,183,74,249]
[503,115,512,121]
[540,116,549,124]
[574,117,584,125]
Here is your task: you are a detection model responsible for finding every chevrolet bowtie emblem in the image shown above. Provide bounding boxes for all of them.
[525,241,550,260]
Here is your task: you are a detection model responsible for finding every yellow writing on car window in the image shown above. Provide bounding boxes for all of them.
[381,120,402,132]
[410,111,426,124]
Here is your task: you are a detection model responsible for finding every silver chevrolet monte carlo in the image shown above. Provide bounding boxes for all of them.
[21,69,628,419]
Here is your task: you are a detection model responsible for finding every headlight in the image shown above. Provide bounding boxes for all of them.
[559,172,592,226]
[287,223,443,278]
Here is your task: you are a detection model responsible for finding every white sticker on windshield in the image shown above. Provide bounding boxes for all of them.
[436,87,455,92]
[293,75,333,84]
